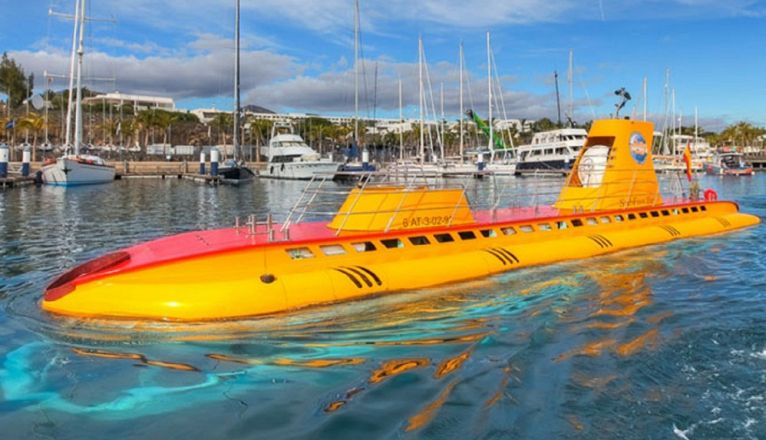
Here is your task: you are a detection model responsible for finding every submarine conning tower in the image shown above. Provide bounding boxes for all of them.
[555,119,661,213]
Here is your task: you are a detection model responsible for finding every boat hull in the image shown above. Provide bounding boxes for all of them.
[41,200,759,321]
[41,157,116,186]
[261,161,340,180]
[705,164,754,176]
[218,165,256,185]
[515,159,570,176]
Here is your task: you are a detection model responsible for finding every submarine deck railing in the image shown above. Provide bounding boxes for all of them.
[271,167,695,240]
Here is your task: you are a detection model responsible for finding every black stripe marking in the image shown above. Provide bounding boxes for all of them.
[484,249,508,265]
[343,266,373,287]
[589,236,605,248]
[659,225,680,237]
[354,266,382,286]
[497,248,519,264]
[489,248,511,265]
[592,235,613,247]
[334,268,363,289]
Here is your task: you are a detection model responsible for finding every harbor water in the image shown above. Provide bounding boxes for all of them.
[1,175,765,439]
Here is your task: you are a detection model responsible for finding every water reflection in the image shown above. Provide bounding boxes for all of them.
[0,175,764,438]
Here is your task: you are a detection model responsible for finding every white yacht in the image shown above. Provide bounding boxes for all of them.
[261,122,340,180]
[41,0,115,186]
[514,128,587,176]
[41,154,115,186]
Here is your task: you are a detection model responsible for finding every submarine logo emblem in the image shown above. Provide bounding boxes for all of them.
[629,132,648,165]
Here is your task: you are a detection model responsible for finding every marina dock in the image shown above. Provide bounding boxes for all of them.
[0,161,266,188]
[0,176,36,189]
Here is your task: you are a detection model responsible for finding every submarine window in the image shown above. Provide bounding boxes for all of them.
[672,209,680,215]
[286,247,315,259]
[556,221,568,230]
[700,206,707,211]
[320,244,347,256]
[381,238,404,249]
[352,241,377,252]
[480,229,497,238]
[599,216,611,224]
[409,236,431,246]
[586,217,598,226]
[682,208,690,214]
[691,207,699,213]
[458,231,477,240]
[434,233,455,243]
[501,227,516,235]
[614,215,624,222]
[519,225,534,233]
[538,223,552,231]
[571,219,584,227]
[627,213,637,220]
[661,210,670,216]
[639,212,648,219]
[650,211,660,218]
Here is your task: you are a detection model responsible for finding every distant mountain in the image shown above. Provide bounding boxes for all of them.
[243,105,275,114]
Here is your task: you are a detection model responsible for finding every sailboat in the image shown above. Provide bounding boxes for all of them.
[482,32,516,176]
[41,0,115,186]
[336,0,375,178]
[218,0,255,185]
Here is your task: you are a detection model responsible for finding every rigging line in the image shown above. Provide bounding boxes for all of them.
[421,47,442,156]
[358,26,371,121]
[577,77,597,119]
[490,48,514,151]
[462,51,480,148]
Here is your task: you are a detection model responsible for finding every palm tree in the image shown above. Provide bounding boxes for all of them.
[17,112,44,161]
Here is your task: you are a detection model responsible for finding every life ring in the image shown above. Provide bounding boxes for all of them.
[704,189,718,201]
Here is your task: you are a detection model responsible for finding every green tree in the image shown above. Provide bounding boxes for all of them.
[0,53,30,109]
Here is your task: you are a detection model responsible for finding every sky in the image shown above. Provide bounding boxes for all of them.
[1,0,765,131]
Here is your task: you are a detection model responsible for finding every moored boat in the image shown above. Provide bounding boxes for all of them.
[705,151,753,176]
[41,118,760,321]
[41,154,115,186]
[41,0,115,187]
[261,121,341,180]
[514,128,587,176]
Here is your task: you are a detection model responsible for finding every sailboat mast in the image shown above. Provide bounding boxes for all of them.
[440,82,444,160]
[694,106,698,151]
[44,71,50,143]
[554,71,561,127]
[568,49,573,122]
[73,0,86,156]
[671,88,676,155]
[418,36,424,162]
[487,32,493,154]
[64,0,81,149]
[398,78,403,161]
[642,76,647,121]
[233,0,241,160]
[459,42,464,163]
[354,0,360,148]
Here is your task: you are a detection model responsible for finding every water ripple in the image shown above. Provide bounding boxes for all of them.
[0,175,764,438]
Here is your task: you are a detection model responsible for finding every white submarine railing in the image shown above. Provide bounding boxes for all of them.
[252,167,698,242]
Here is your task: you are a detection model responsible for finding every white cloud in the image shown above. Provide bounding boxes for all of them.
[11,36,300,101]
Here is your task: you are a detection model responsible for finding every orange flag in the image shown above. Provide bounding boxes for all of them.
[682,143,693,182]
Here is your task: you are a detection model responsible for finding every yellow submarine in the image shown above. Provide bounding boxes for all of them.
[42,119,760,321]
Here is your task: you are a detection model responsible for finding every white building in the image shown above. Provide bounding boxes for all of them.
[494,119,534,133]
[83,92,175,111]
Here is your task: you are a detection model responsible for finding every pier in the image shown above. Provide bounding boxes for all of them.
[0,176,36,189]
[0,161,265,188]
[745,153,766,169]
